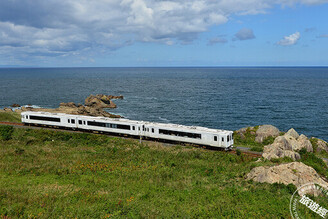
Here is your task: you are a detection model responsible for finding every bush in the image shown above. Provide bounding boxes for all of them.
[0,125,14,140]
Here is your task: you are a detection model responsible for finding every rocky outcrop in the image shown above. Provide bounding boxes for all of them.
[262,136,301,161]
[313,138,328,153]
[262,129,313,161]
[19,94,123,118]
[285,128,299,139]
[85,94,123,109]
[11,104,20,107]
[3,107,13,112]
[255,125,280,143]
[235,125,280,143]
[246,162,328,192]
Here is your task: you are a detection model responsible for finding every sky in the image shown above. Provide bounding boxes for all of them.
[0,0,327,67]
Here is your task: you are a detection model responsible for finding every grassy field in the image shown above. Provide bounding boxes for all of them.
[0,112,21,123]
[0,125,299,218]
[1,113,327,218]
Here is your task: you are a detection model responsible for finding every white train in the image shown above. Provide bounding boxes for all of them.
[21,111,234,149]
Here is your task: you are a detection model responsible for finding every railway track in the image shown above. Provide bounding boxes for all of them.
[0,121,263,158]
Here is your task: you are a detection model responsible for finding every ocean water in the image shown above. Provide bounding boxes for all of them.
[0,67,328,140]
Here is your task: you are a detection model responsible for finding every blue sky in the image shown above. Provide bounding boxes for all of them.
[0,0,327,67]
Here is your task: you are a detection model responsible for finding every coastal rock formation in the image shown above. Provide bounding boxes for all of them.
[262,129,313,161]
[11,104,20,107]
[18,94,123,118]
[3,107,13,112]
[314,138,328,153]
[235,125,280,143]
[262,136,301,161]
[285,128,299,139]
[85,94,123,109]
[255,125,280,143]
[246,162,328,191]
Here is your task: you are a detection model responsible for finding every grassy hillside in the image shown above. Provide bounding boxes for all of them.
[0,126,297,218]
[0,111,21,123]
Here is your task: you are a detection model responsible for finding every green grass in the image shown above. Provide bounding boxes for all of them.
[234,127,277,152]
[0,111,21,123]
[0,127,296,218]
[299,148,328,178]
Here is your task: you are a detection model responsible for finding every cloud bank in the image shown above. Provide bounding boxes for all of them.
[0,0,327,62]
[277,32,301,46]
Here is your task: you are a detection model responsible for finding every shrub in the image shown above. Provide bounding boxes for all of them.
[236,149,241,156]
[0,125,14,140]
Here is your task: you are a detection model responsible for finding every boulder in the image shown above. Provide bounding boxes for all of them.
[315,138,328,153]
[255,125,280,143]
[246,162,328,193]
[11,104,20,107]
[285,128,299,139]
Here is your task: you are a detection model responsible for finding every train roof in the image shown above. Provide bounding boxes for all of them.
[22,111,233,135]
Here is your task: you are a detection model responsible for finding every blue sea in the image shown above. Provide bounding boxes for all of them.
[1,67,328,140]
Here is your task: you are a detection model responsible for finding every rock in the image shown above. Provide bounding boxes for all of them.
[84,94,117,109]
[262,136,301,161]
[285,128,299,139]
[11,104,20,107]
[59,102,78,108]
[315,138,328,153]
[17,94,123,118]
[3,107,13,112]
[297,134,313,152]
[255,125,280,143]
[246,162,328,192]
[263,132,314,160]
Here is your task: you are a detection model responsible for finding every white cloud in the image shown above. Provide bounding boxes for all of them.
[234,28,255,40]
[0,0,326,62]
[277,32,301,46]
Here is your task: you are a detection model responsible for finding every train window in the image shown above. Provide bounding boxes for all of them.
[26,115,28,119]
[222,137,224,142]
[214,136,217,141]
[79,120,82,125]
[138,127,140,131]
[152,128,154,133]
[68,119,70,123]
[83,121,86,125]
[71,119,75,124]
[227,136,230,142]
[132,126,135,130]
[159,129,201,139]
[30,115,60,122]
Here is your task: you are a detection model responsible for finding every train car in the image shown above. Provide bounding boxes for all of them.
[21,111,234,149]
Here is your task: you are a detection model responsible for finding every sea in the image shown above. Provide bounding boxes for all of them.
[0,67,327,140]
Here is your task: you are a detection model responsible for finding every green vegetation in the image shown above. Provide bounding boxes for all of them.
[233,127,277,152]
[0,127,296,218]
[299,148,328,178]
[0,125,14,140]
[0,111,21,123]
